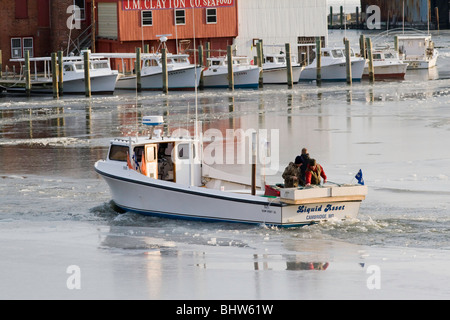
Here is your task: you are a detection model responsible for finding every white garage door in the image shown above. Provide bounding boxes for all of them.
[98,2,118,39]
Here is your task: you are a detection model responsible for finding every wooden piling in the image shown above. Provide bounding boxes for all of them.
[51,52,59,99]
[359,35,366,59]
[135,47,142,92]
[83,50,91,97]
[161,48,168,94]
[344,38,352,85]
[198,45,204,90]
[227,45,234,91]
[285,43,293,88]
[394,35,399,53]
[206,42,211,67]
[251,131,257,196]
[366,38,375,82]
[24,50,31,96]
[340,6,344,28]
[0,50,2,79]
[315,37,322,84]
[329,7,333,28]
[256,40,263,88]
[58,51,64,95]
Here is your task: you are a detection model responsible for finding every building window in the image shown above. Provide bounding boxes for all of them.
[23,37,34,57]
[75,0,85,20]
[11,37,34,58]
[11,38,22,58]
[206,8,217,24]
[142,10,153,26]
[175,9,185,25]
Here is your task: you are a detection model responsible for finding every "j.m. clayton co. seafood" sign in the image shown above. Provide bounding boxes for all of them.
[123,0,235,10]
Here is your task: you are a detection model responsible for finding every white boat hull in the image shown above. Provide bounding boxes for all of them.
[95,161,367,227]
[263,66,303,84]
[403,54,438,70]
[116,66,202,90]
[300,59,365,81]
[363,62,408,79]
[63,73,118,94]
[203,67,261,89]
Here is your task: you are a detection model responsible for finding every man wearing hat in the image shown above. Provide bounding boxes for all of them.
[305,159,327,186]
[282,157,302,188]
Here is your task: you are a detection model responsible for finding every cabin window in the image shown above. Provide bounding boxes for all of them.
[175,10,185,25]
[178,143,195,159]
[92,62,109,69]
[373,53,382,60]
[206,8,217,24]
[142,10,153,26]
[146,146,156,162]
[331,50,343,58]
[109,145,129,162]
[11,38,22,58]
[64,65,74,72]
[144,59,159,67]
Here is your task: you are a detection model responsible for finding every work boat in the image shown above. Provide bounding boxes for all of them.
[299,47,366,82]
[10,54,119,94]
[202,56,261,89]
[112,52,202,90]
[94,116,368,228]
[262,53,304,84]
[363,49,408,79]
[61,56,118,94]
[397,35,438,70]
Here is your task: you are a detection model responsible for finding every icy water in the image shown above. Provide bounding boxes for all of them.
[1,30,450,300]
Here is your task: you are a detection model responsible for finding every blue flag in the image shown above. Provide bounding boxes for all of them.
[355,169,364,185]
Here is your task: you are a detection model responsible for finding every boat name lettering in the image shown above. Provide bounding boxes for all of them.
[298,204,345,215]
[234,71,248,77]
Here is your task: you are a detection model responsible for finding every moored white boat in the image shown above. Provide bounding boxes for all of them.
[398,35,438,70]
[363,49,408,79]
[108,53,202,90]
[10,54,119,94]
[299,47,365,82]
[203,56,261,89]
[94,117,368,228]
[262,53,303,84]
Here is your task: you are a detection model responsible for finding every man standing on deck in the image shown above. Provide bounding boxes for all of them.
[305,159,327,186]
[282,157,302,188]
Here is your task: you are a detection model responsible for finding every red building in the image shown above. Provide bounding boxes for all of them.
[95,0,238,69]
[0,0,237,72]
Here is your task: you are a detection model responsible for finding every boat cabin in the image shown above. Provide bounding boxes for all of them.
[106,120,202,187]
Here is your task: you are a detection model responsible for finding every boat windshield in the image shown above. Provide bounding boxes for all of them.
[92,61,109,69]
[331,49,344,58]
[384,52,395,59]
[373,53,382,60]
